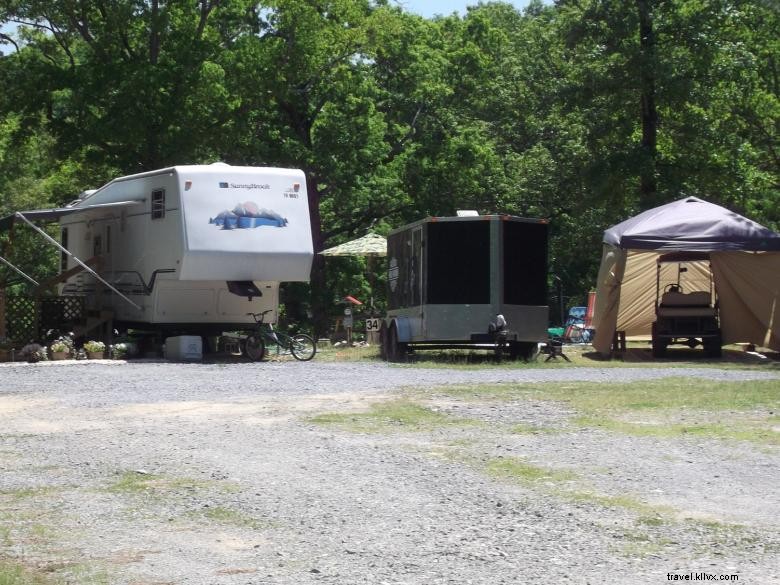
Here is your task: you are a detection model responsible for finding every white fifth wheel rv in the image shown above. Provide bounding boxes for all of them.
[48,163,313,334]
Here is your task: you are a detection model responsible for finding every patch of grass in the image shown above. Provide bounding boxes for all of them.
[485,457,576,484]
[564,490,669,515]
[576,415,780,445]
[432,378,779,411]
[509,423,561,435]
[105,471,239,496]
[313,345,381,363]
[618,531,672,558]
[56,564,110,585]
[555,379,779,412]
[637,515,667,527]
[105,471,165,494]
[0,561,55,585]
[423,378,779,445]
[196,506,271,530]
[308,400,474,433]
[679,518,778,555]
[0,488,55,501]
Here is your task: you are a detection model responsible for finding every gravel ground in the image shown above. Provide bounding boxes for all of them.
[1,360,779,585]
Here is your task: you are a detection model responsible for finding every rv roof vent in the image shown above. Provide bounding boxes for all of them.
[456,210,479,217]
[210,161,230,167]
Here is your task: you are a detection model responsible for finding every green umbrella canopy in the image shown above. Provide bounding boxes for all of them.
[319,233,387,257]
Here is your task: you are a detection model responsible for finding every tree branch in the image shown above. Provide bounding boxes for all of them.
[322,202,409,242]
[0,33,19,53]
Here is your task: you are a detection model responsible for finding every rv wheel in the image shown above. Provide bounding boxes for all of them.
[244,334,266,362]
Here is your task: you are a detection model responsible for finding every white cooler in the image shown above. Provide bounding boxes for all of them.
[164,336,203,361]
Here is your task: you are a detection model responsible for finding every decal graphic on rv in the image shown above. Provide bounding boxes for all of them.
[209,201,288,229]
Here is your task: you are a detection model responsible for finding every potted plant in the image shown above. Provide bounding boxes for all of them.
[50,335,74,360]
[83,340,106,359]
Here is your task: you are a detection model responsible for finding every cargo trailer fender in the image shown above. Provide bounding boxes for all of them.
[387,317,413,342]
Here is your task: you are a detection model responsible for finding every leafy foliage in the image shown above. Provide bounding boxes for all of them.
[0,0,776,325]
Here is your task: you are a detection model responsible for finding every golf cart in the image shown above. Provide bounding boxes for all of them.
[651,252,721,358]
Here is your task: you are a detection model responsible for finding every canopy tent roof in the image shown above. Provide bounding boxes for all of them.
[319,233,387,257]
[0,200,144,232]
[604,196,780,251]
[592,197,780,355]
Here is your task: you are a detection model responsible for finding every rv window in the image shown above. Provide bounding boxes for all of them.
[60,228,68,271]
[151,189,165,219]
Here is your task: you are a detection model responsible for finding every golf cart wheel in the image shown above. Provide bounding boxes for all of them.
[290,334,316,361]
[703,333,722,358]
[651,323,666,358]
[244,334,266,361]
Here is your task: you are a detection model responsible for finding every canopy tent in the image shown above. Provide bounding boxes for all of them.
[319,233,387,257]
[319,233,387,312]
[592,197,780,354]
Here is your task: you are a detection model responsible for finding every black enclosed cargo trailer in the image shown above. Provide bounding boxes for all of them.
[382,214,549,360]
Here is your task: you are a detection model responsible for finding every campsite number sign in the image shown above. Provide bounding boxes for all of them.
[365,318,381,332]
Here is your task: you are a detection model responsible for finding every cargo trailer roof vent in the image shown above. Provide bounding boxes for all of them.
[456,210,479,217]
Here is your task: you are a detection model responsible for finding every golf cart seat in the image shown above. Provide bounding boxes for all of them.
[657,290,716,317]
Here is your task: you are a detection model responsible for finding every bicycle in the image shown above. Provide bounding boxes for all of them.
[243,310,317,362]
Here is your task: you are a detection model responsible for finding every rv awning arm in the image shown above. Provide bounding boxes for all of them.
[0,254,39,287]
[14,212,142,311]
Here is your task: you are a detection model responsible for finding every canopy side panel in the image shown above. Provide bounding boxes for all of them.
[592,245,627,354]
[711,252,780,352]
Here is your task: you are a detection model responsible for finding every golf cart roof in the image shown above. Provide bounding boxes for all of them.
[657,251,711,264]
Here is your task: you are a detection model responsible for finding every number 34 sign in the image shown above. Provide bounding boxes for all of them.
[365,318,382,332]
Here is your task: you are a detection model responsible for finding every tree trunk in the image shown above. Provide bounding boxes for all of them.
[637,0,658,208]
[306,173,329,339]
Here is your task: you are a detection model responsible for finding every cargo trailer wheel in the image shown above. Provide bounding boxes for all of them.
[244,334,266,361]
[387,324,407,362]
[290,334,316,361]
[379,320,388,360]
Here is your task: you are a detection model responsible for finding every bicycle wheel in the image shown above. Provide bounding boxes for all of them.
[290,334,316,361]
[244,334,266,361]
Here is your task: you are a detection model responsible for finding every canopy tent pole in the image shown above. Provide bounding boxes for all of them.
[0,254,39,287]
[14,212,142,311]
